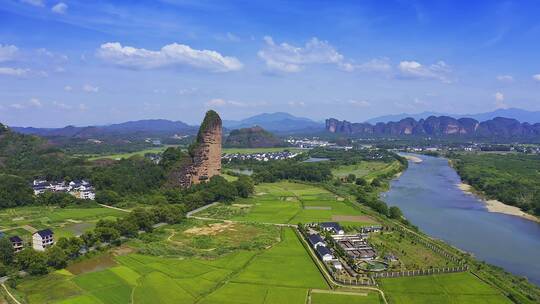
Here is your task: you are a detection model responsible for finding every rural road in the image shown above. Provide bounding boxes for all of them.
[97,203,131,213]
[2,283,22,304]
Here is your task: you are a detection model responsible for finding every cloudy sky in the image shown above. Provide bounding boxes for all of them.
[0,0,539,127]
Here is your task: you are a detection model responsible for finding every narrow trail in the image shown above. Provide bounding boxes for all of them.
[97,203,131,213]
[1,283,22,304]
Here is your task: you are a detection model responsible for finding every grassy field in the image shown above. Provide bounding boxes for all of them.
[195,181,377,227]
[15,227,339,304]
[311,290,381,304]
[0,205,126,242]
[222,147,303,154]
[87,145,180,161]
[379,272,511,304]
[369,231,458,270]
[332,161,390,178]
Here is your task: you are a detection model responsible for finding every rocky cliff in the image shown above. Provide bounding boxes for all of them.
[171,110,222,188]
[326,116,540,139]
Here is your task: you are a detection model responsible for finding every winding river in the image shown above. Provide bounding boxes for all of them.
[382,154,540,285]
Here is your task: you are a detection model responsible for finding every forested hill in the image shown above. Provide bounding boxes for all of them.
[0,123,81,180]
[224,126,284,148]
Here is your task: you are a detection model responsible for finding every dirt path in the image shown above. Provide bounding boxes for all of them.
[97,203,131,213]
[311,289,368,296]
[1,284,22,304]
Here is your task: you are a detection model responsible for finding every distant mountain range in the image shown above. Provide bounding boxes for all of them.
[12,119,196,138]
[366,108,540,124]
[326,116,540,139]
[224,126,285,148]
[223,112,324,133]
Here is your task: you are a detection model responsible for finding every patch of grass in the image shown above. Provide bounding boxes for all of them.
[232,228,328,289]
[311,291,382,304]
[200,282,308,304]
[133,271,195,304]
[332,161,390,178]
[369,231,457,270]
[196,181,377,226]
[379,272,511,304]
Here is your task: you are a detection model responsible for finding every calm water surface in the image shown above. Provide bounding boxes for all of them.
[383,154,540,285]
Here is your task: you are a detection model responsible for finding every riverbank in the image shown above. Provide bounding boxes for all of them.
[402,155,423,163]
[457,183,540,223]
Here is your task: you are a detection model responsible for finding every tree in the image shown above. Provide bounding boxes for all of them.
[389,206,404,219]
[16,249,48,275]
[116,219,139,237]
[346,174,356,183]
[80,231,97,248]
[355,178,367,186]
[94,227,120,243]
[46,246,67,269]
[0,174,34,208]
[0,237,14,265]
[95,190,121,205]
[234,176,255,198]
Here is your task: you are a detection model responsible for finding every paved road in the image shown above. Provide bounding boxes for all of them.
[2,283,22,304]
[97,203,130,213]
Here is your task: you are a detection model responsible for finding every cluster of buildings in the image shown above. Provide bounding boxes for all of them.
[222,151,300,162]
[0,229,54,253]
[305,222,384,273]
[286,138,353,150]
[32,179,96,200]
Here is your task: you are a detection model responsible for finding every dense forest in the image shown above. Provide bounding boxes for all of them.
[451,153,540,215]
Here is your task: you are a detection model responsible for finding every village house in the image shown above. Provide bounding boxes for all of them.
[32,229,54,251]
[316,245,334,261]
[9,236,24,253]
[307,234,326,249]
[319,222,345,235]
[32,179,96,200]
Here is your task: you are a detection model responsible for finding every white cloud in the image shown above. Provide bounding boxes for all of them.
[10,103,26,109]
[348,100,371,107]
[288,101,306,107]
[79,104,88,111]
[0,67,30,76]
[97,42,243,72]
[397,60,451,82]
[258,36,351,73]
[64,85,72,91]
[494,92,508,109]
[20,0,44,7]
[496,75,513,82]
[53,101,72,109]
[533,74,540,82]
[355,58,392,73]
[205,98,266,108]
[29,98,42,107]
[83,84,99,93]
[0,44,18,62]
[51,2,68,14]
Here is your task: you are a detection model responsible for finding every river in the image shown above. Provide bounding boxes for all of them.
[382,153,540,285]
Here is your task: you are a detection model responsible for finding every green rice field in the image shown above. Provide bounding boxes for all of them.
[195,181,378,227]
[15,227,342,304]
[222,147,303,154]
[379,272,511,304]
[310,291,382,304]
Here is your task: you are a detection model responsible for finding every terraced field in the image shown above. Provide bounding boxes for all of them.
[195,181,378,227]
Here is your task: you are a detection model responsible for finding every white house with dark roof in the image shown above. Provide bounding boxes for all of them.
[307,234,326,249]
[319,222,344,235]
[9,236,24,253]
[32,229,54,251]
[316,245,334,261]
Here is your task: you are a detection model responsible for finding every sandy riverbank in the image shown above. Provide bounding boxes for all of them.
[403,155,423,163]
[457,183,540,223]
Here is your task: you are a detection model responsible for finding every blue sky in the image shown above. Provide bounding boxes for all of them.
[0,0,539,127]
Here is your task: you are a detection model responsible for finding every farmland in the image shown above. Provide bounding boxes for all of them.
[14,227,363,304]
[332,162,390,179]
[222,147,303,154]
[194,181,378,227]
[0,205,126,242]
[379,272,511,304]
[87,145,180,161]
